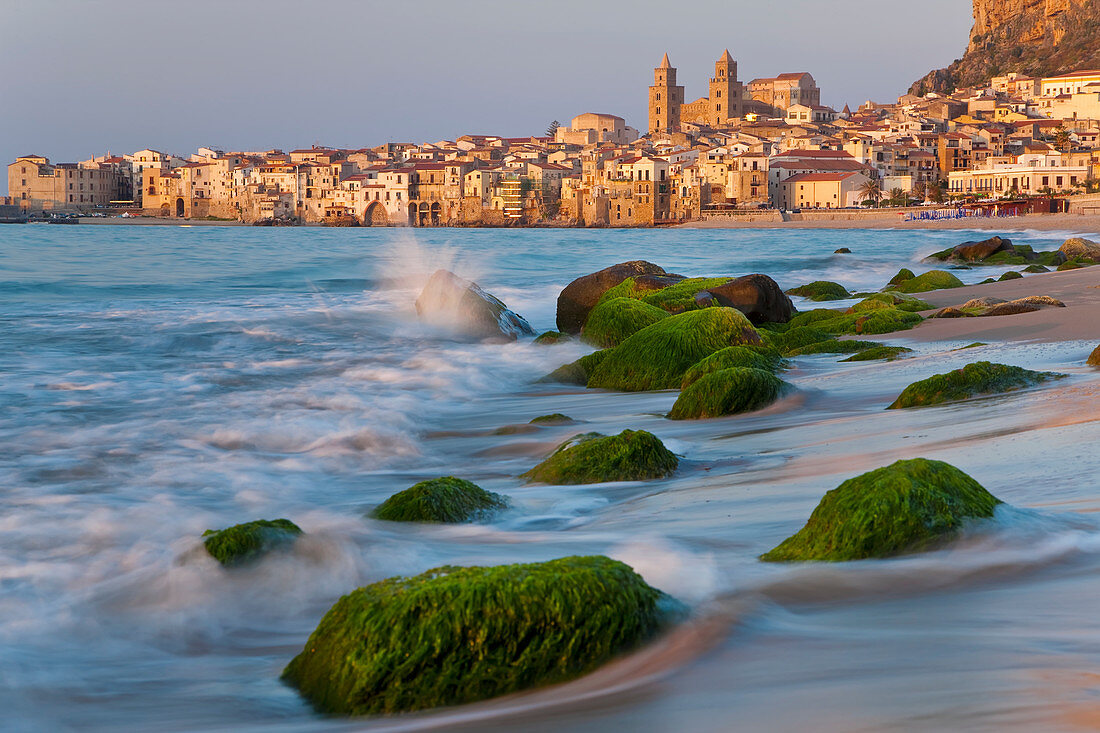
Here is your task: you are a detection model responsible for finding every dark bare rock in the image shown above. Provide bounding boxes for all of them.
[416,270,535,342]
[556,261,671,333]
[953,236,1014,262]
[706,274,794,325]
[834,247,852,254]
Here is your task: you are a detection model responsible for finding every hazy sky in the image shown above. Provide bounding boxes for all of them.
[1,0,972,192]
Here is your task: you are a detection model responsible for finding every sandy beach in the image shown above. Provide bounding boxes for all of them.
[902,265,1100,344]
[681,211,1100,232]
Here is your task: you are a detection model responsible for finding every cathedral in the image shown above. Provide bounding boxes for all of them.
[648,51,821,134]
[648,50,744,134]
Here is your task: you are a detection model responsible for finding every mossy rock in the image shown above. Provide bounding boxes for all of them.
[760,325,833,355]
[540,349,613,385]
[999,271,1023,281]
[760,459,1002,562]
[581,297,669,348]
[957,342,987,350]
[522,430,677,484]
[888,361,1063,409]
[786,308,846,328]
[202,519,302,566]
[1036,251,1068,267]
[893,270,965,293]
[787,338,879,356]
[886,268,915,287]
[1022,264,1050,273]
[979,278,996,285]
[371,477,507,523]
[668,367,788,420]
[599,276,731,315]
[533,330,568,345]
[1058,260,1086,271]
[1087,344,1100,366]
[855,291,933,312]
[586,308,760,392]
[785,280,850,302]
[794,308,923,337]
[681,346,785,387]
[529,413,576,425]
[281,555,670,715]
[840,345,914,362]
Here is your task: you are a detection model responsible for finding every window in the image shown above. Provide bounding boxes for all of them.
[21,179,25,186]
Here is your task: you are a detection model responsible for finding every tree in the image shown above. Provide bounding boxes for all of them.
[1054,126,1072,152]
[929,182,946,204]
[859,178,883,207]
[888,187,906,206]
[546,120,561,138]
[913,180,928,202]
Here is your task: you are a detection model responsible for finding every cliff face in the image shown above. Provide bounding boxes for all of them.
[911,0,1100,95]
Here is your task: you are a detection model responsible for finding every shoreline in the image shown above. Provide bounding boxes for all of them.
[7,211,1099,232]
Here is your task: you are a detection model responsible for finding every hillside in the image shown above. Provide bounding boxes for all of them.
[910,0,1100,95]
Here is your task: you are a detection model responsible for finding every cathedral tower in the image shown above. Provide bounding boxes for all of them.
[648,53,683,134]
[708,49,743,126]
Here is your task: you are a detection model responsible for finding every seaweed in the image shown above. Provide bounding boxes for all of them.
[202,519,302,566]
[760,459,1001,562]
[522,430,678,484]
[888,361,1063,409]
[668,367,788,420]
[371,477,507,523]
[281,556,670,715]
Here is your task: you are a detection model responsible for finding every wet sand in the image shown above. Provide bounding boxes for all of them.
[906,266,1100,344]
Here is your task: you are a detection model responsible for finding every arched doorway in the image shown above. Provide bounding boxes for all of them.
[430,202,441,225]
[175,198,185,217]
[418,202,430,227]
[364,201,388,226]
[407,202,418,226]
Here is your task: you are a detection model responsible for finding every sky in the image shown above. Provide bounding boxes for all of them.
[1,0,973,192]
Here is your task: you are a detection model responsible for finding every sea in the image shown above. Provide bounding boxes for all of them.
[2,223,1099,732]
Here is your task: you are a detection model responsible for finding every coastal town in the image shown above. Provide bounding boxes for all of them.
[7,54,1100,226]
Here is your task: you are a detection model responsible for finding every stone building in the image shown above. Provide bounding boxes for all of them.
[8,155,124,211]
[652,51,745,133]
[748,73,821,113]
[648,54,684,134]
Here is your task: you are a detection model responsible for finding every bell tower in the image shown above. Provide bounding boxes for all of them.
[708,49,743,126]
[648,53,683,134]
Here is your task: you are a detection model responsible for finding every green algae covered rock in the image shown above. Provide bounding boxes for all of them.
[786,338,879,356]
[202,519,303,566]
[788,308,923,337]
[852,291,932,313]
[999,270,1023,281]
[893,270,965,293]
[598,276,731,314]
[1088,345,1100,366]
[680,346,785,388]
[522,430,677,484]
[587,307,761,392]
[760,458,1002,562]
[785,280,851,302]
[888,361,1063,409]
[371,477,507,523]
[668,367,788,420]
[529,413,576,425]
[582,297,669,348]
[282,555,670,716]
[540,349,613,385]
[887,268,916,288]
[840,345,914,362]
[1023,264,1050,273]
[533,330,568,345]
[846,298,892,313]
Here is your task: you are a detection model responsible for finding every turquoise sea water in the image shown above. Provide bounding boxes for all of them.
[2,223,1099,732]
